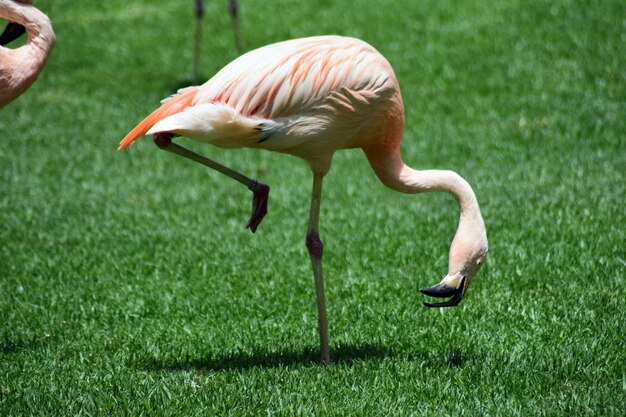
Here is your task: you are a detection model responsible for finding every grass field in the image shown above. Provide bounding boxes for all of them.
[1,0,624,415]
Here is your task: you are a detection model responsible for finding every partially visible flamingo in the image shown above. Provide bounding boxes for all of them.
[191,0,204,85]
[119,36,488,365]
[0,0,55,108]
[227,0,243,54]
[190,0,242,84]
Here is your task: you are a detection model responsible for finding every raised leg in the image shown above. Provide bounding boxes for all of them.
[154,133,269,232]
[306,173,330,365]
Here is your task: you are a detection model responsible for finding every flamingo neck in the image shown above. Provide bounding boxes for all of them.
[364,144,487,276]
[399,165,481,218]
[365,146,481,217]
[0,0,55,107]
[0,0,55,54]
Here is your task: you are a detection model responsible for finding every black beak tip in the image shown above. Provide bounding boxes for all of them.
[420,276,468,308]
[0,22,26,46]
[419,283,456,298]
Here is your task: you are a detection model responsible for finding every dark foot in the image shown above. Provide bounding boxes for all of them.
[246,181,270,233]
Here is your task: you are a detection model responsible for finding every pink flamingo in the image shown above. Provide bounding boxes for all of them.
[119,36,488,365]
[0,0,55,108]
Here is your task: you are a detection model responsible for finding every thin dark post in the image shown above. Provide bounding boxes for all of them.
[193,0,204,85]
[229,0,243,54]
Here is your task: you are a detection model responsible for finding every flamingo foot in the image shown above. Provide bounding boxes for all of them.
[246,181,270,233]
[153,133,269,232]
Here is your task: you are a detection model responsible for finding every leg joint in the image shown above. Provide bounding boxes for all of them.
[306,230,323,259]
[153,132,173,149]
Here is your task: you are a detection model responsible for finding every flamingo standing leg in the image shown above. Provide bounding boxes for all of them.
[153,133,269,232]
[306,173,330,365]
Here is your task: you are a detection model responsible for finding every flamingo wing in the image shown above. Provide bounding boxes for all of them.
[194,36,395,119]
[119,36,396,151]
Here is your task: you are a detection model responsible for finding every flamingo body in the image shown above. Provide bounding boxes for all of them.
[121,36,488,363]
[0,0,55,108]
[120,36,402,173]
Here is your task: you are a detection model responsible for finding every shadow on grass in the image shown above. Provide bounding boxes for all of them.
[144,343,391,372]
[143,343,474,372]
[0,339,32,355]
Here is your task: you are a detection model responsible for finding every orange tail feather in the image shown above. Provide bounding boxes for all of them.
[118,87,199,150]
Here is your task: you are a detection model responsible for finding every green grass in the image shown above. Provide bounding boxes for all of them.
[1,0,624,415]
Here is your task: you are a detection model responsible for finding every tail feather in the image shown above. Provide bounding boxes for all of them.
[145,102,280,148]
[118,87,199,150]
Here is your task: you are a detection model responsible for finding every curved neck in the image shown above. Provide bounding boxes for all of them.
[364,143,487,277]
[365,145,482,218]
[0,0,55,107]
[399,166,481,219]
[0,0,55,54]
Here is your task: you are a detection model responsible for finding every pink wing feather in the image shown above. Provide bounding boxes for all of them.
[193,36,394,118]
[119,36,396,150]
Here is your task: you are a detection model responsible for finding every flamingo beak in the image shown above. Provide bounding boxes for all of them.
[420,275,468,308]
[0,22,26,46]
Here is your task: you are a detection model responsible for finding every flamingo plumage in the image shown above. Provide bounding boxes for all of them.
[0,0,55,108]
[119,36,488,365]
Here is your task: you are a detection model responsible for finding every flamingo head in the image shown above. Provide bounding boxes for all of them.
[420,215,488,307]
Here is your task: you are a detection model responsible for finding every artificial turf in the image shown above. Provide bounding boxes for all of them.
[1,0,624,415]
